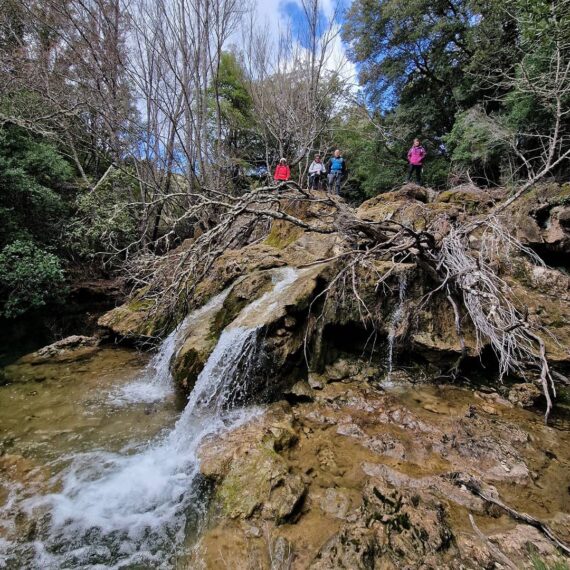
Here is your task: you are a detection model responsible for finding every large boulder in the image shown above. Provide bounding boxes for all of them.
[506,182,570,262]
[15,335,100,365]
[199,403,305,523]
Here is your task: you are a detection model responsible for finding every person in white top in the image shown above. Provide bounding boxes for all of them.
[308,154,327,189]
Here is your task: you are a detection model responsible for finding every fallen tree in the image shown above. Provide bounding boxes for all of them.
[112,180,568,421]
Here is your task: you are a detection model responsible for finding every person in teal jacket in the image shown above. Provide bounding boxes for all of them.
[326,149,347,194]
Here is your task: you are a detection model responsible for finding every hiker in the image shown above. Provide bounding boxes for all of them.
[407,138,426,185]
[273,158,291,183]
[327,149,347,194]
[308,154,326,189]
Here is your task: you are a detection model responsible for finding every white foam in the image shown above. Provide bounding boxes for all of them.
[14,268,299,569]
[110,287,232,406]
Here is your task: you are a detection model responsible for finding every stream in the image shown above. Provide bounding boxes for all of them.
[0,269,297,568]
[1,265,570,569]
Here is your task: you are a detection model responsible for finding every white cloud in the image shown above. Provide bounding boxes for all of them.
[238,0,356,85]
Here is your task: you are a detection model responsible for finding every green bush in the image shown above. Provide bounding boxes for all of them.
[0,239,66,318]
[65,168,140,261]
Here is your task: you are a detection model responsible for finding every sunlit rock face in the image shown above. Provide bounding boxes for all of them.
[190,363,570,569]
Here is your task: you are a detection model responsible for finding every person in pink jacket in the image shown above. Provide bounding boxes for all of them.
[407,138,427,185]
[273,158,291,183]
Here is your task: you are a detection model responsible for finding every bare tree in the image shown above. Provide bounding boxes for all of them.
[242,0,350,181]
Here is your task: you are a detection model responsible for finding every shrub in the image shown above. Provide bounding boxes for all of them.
[0,240,66,318]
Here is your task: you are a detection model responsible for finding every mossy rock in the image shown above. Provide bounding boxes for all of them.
[265,220,305,249]
[97,297,167,340]
[436,188,492,210]
[210,272,274,338]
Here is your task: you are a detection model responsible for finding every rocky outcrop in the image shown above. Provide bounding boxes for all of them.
[97,294,161,340]
[506,182,570,265]
[199,403,306,523]
[191,357,570,569]
[14,335,100,365]
[99,183,570,393]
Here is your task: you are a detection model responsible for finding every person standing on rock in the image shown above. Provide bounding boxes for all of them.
[327,149,347,195]
[308,154,327,189]
[407,138,426,185]
[273,158,291,184]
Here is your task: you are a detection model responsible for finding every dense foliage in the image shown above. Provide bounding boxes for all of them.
[341,0,570,198]
[0,0,567,315]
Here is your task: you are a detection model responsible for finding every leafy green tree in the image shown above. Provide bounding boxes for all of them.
[342,0,475,136]
[341,0,541,190]
[0,125,72,249]
[210,51,266,189]
[0,240,65,318]
[65,168,141,261]
[446,0,570,184]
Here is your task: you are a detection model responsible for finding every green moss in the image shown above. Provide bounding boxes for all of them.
[211,296,249,337]
[217,445,283,518]
[126,298,153,312]
[171,347,203,390]
[264,222,303,249]
[210,273,273,338]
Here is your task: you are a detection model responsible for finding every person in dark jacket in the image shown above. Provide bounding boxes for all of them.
[326,149,347,194]
[406,138,426,185]
[273,158,291,183]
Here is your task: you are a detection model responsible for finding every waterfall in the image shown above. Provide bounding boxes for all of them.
[21,268,298,569]
[386,274,407,384]
[110,287,232,406]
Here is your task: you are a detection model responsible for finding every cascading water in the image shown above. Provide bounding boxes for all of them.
[386,274,407,384]
[110,288,231,406]
[8,268,298,569]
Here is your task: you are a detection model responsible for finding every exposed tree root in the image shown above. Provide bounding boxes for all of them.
[130,185,559,419]
[451,473,570,556]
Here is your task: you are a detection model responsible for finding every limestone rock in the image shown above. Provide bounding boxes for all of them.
[17,335,100,365]
[312,480,455,569]
[270,536,294,570]
[507,182,570,258]
[319,487,352,520]
[437,185,493,209]
[284,381,315,402]
[199,403,304,523]
[508,382,542,408]
[97,296,160,339]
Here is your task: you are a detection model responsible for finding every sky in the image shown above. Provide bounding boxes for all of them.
[249,0,356,84]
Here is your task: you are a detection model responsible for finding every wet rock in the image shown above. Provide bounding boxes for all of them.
[437,186,493,209]
[412,293,479,360]
[319,487,352,520]
[475,390,514,409]
[264,474,306,523]
[215,446,305,522]
[312,479,455,569]
[17,335,100,365]
[97,296,161,339]
[326,358,364,382]
[336,421,366,439]
[310,525,377,569]
[490,524,561,562]
[270,536,293,570]
[508,382,542,408]
[549,512,570,543]
[245,524,262,538]
[361,463,486,512]
[363,434,407,461]
[307,373,324,390]
[284,381,315,403]
[509,182,570,258]
[199,404,304,523]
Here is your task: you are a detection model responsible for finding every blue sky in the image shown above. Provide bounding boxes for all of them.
[255,0,356,82]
